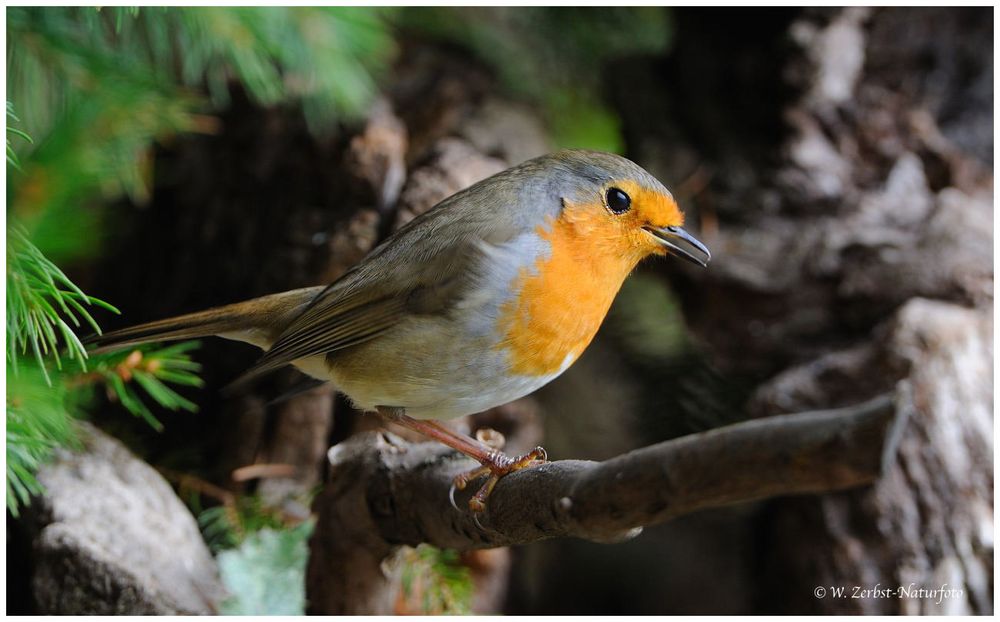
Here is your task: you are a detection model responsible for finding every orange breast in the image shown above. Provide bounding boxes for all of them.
[495,207,643,377]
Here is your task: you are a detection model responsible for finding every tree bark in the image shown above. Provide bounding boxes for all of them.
[612,6,993,614]
[70,10,991,614]
[306,396,903,614]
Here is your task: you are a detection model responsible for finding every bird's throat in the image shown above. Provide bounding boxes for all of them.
[495,214,639,377]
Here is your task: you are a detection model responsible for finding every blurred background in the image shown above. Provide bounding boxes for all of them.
[6,6,993,615]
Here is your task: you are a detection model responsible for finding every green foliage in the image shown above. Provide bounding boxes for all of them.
[217,522,314,615]
[6,363,79,515]
[5,5,395,517]
[7,7,396,258]
[8,8,197,234]
[77,343,204,432]
[200,494,471,615]
[4,337,204,515]
[6,225,117,382]
[399,545,474,615]
[171,7,396,130]
[197,494,293,553]
[194,492,316,615]
[400,7,672,152]
[6,102,32,169]
[6,171,204,513]
[7,6,396,138]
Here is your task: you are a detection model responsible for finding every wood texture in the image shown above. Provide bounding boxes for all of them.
[306,396,902,614]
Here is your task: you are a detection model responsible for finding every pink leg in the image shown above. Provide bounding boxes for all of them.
[376,406,547,512]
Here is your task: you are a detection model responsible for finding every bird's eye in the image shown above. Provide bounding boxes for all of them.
[605,187,631,214]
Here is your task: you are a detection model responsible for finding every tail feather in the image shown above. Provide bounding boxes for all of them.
[84,286,324,355]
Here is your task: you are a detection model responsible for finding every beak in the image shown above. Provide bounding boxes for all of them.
[644,225,711,267]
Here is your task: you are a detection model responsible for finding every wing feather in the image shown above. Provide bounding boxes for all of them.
[227,162,548,389]
[229,294,406,387]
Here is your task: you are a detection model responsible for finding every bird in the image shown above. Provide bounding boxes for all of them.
[85,149,710,513]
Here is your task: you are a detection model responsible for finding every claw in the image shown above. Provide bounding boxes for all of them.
[533,446,547,463]
[472,511,487,532]
[470,506,504,536]
[469,474,500,513]
[448,482,460,512]
[452,464,490,493]
[449,445,549,514]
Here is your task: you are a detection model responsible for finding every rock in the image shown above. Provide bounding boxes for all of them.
[344,98,408,214]
[458,97,551,166]
[27,422,224,614]
[393,138,507,229]
[751,299,993,614]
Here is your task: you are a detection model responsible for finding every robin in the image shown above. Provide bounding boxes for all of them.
[86,150,710,512]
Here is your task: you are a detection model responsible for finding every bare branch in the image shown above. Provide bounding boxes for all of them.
[307,395,904,613]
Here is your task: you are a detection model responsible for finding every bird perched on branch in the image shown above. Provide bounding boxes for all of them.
[86,150,710,513]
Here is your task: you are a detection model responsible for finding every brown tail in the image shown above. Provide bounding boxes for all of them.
[84,286,325,354]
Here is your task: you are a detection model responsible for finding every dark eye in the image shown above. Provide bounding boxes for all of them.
[605,187,631,214]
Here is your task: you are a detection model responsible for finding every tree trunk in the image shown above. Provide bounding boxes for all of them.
[612,6,992,614]
[73,9,991,614]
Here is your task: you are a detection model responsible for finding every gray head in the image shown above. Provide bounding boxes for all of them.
[501,149,710,266]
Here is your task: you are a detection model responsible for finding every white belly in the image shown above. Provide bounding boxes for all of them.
[293,230,564,419]
[390,369,562,420]
[324,316,574,420]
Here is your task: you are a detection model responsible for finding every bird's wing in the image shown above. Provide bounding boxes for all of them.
[228,194,525,387]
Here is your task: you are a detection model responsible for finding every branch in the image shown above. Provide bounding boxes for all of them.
[306,394,904,613]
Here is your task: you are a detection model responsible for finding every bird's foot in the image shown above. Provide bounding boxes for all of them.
[371,408,548,515]
[451,445,548,513]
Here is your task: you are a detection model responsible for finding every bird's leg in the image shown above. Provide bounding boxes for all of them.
[454,445,547,513]
[375,406,498,462]
[375,406,547,513]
